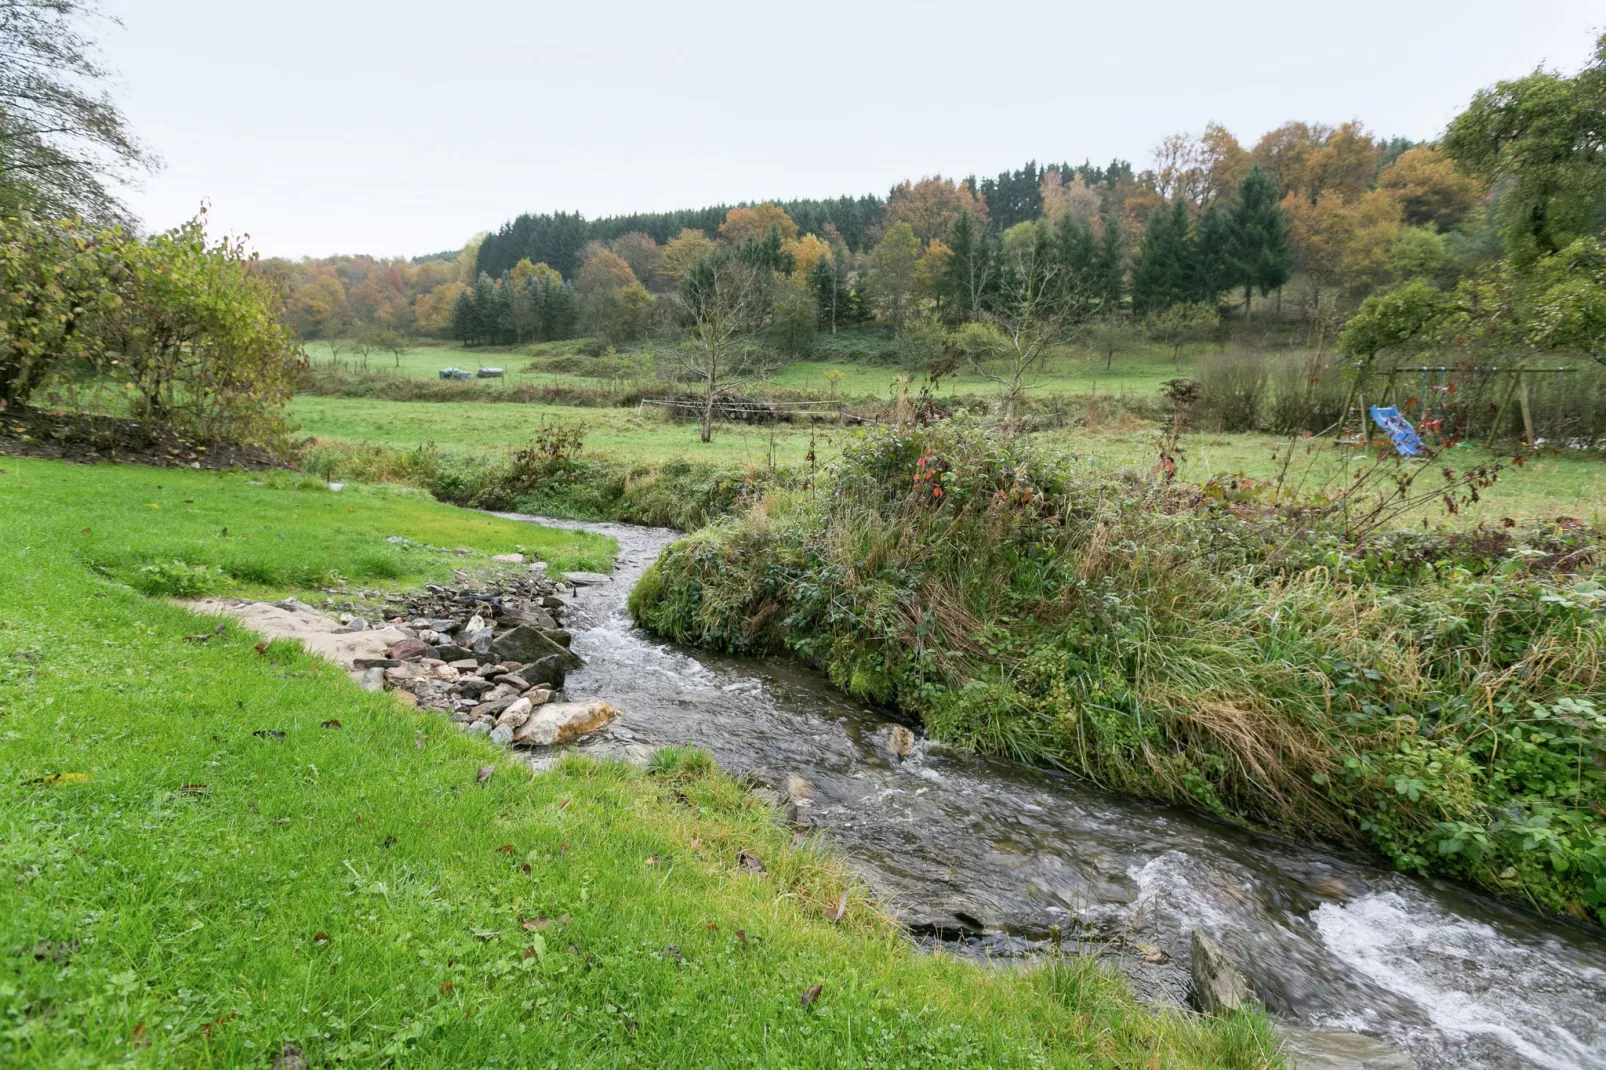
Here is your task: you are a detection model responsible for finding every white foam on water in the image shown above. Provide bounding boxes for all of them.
[1313,890,1606,1069]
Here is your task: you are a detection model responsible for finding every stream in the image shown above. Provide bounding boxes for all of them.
[504,514,1606,1070]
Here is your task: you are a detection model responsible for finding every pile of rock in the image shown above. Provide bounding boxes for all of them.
[353,570,615,746]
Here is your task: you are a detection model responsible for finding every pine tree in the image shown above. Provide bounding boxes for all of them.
[1223,166,1293,318]
[1054,213,1097,314]
[1131,199,1194,313]
[1091,213,1125,313]
[449,289,475,344]
[1190,203,1232,306]
[941,210,995,324]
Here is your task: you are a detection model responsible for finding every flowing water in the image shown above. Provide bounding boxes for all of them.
[505,514,1606,1070]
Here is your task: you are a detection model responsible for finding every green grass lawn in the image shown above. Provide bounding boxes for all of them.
[291,395,845,467]
[0,458,1279,1067]
[304,337,1194,401]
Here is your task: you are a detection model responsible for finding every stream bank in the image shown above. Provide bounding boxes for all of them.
[504,514,1606,1070]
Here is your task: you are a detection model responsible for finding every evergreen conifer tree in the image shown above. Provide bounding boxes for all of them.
[1091,213,1125,313]
[1131,199,1193,313]
[1223,166,1292,318]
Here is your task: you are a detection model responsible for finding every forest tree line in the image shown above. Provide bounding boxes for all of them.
[269,36,1604,380]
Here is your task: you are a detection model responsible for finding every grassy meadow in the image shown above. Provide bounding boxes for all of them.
[0,457,1281,1067]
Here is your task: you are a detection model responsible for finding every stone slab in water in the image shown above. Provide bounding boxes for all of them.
[1280,1026,1419,1070]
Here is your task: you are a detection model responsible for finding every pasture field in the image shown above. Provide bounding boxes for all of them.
[290,394,1606,526]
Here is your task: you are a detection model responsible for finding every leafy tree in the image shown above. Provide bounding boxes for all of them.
[1222,166,1293,318]
[0,0,155,219]
[576,250,651,345]
[1303,121,1382,203]
[1444,34,1606,265]
[610,232,662,290]
[0,211,125,406]
[1376,146,1483,230]
[867,222,921,334]
[103,213,302,444]
[1081,312,1138,373]
[670,249,779,442]
[967,221,1091,428]
[659,228,716,285]
[882,175,989,246]
[1145,302,1218,369]
[1282,190,1402,305]
[786,233,831,282]
[718,204,798,245]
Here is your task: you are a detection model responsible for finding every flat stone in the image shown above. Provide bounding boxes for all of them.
[1190,931,1253,1015]
[353,657,399,670]
[511,701,617,747]
[785,774,813,801]
[335,617,369,633]
[562,571,611,586]
[447,657,479,670]
[466,614,486,633]
[1279,1026,1420,1070]
[515,654,568,690]
[491,553,525,564]
[492,673,530,693]
[392,690,418,708]
[388,638,430,661]
[489,724,514,745]
[495,697,533,728]
[358,667,385,692]
[428,619,456,634]
[464,721,492,736]
[491,625,580,668]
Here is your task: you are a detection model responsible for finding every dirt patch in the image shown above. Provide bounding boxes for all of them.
[0,406,285,470]
[179,597,409,677]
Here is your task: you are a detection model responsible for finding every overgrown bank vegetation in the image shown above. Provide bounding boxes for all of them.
[629,423,1606,925]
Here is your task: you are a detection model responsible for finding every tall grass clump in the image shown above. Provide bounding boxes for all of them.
[630,419,1606,925]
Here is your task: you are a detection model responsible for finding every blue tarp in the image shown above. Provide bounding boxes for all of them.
[1370,405,1424,456]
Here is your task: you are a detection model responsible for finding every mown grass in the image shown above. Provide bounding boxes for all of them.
[0,457,1282,1067]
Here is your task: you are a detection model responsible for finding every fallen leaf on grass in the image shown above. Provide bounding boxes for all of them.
[738,851,765,874]
[496,844,516,855]
[521,917,549,931]
[254,641,270,655]
[182,633,212,643]
[801,983,823,1009]
[414,734,428,748]
[440,981,455,994]
[252,729,286,740]
[380,835,397,849]
[313,932,330,945]
[735,929,748,949]
[132,1022,150,1049]
[200,1012,237,1038]
[27,772,90,786]
[519,863,532,875]
[476,765,494,783]
[178,784,209,795]
[829,890,848,923]
[320,719,341,729]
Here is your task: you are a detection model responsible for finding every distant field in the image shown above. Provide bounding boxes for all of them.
[291,394,1606,525]
[302,339,1198,401]
[290,395,843,466]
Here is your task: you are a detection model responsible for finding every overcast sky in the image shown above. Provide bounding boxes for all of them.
[101,0,1600,260]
